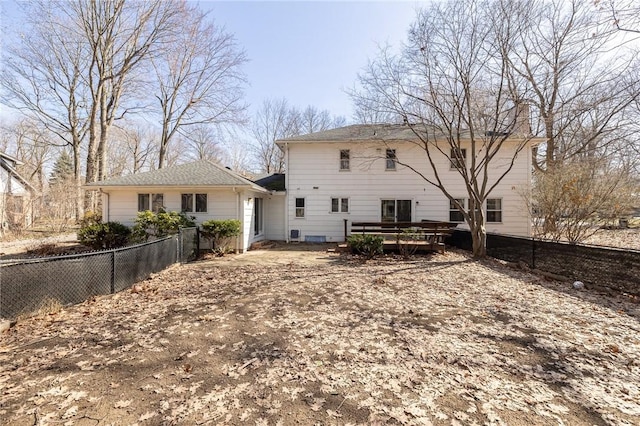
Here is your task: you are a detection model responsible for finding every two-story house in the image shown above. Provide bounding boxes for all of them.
[90,123,537,250]
[274,124,536,243]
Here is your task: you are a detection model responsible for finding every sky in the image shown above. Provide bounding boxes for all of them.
[201,1,421,119]
[0,0,423,121]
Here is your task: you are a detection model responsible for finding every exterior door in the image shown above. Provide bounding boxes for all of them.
[381,199,412,222]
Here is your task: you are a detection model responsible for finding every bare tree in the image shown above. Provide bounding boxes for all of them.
[73,0,178,201]
[2,2,89,219]
[152,3,247,168]
[531,160,638,242]
[352,0,533,258]
[251,99,346,173]
[107,123,158,177]
[499,0,640,236]
[600,0,640,34]
[183,125,225,163]
[2,0,179,215]
[251,98,300,173]
[501,0,639,171]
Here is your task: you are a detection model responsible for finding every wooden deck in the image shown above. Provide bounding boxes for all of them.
[343,220,458,253]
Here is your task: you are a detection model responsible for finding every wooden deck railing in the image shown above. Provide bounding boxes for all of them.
[344,220,459,253]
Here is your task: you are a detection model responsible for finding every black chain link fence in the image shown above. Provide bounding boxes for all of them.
[177,227,199,264]
[447,230,640,295]
[0,227,199,319]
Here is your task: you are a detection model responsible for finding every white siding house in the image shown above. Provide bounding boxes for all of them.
[0,152,36,230]
[86,161,270,253]
[276,124,538,243]
[85,124,539,249]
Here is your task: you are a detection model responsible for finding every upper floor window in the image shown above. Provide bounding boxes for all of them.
[138,193,164,212]
[486,198,502,223]
[450,148,467,170]
[449,198,466,222]
[331,197,349,213]
[181,193,207,213]
[295,197,305,218]
[340,149,350,171]
[386,149,397,170]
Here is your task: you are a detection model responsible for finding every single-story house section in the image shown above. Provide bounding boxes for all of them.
[86,160,275,252]
[275,123,541,243]
[0,151,36,230]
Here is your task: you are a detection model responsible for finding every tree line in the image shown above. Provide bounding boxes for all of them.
[350,0,640,255]
[2,0,639,255]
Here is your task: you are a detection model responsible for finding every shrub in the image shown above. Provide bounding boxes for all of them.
[132,210,195,241]
[347,234,384,259]
[398,228,422,258]
[80,211,102,228]
[78,221,131,250]
[200,219,242,255]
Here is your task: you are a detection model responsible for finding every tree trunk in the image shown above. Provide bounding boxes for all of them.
[73,145,84,221]
[470,222,487,258]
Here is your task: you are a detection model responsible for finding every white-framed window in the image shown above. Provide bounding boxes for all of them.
[386,149,397,170]
[449,198,466,222]
[450,148,467,169]
[138,193,164,212]
[486,198,502,223]
[253,197,263,236]
[181,193,208,213]
[331,197,349,213]
[340,149,350,171]
[295,197,305,218]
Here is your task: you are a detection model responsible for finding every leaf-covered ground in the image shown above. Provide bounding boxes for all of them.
[1,247,639,425]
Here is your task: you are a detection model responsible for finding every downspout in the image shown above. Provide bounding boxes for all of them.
[233,187,241,253]
[100,189,109,222]
[285,142,290,243]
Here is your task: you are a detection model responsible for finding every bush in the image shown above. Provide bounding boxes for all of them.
[78,221,131,250]
[200,219,242,255]
[80,211,102,228]
[398,228,422,258]
[132,210,195,241]
[347,234,384,259]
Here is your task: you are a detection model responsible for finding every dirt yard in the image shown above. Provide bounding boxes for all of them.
[1,246,639,425]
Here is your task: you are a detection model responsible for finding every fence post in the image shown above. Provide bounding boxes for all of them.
[532,236,536,269]
[177,230,182,263]
[196,227,200,259]
[110,250,116,294]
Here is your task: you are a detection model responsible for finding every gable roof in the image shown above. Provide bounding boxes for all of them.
[86,160,267,192]
[277,124,420,144]
[0,151,37,194]
[276,123,542,146]
[0,151,23,166]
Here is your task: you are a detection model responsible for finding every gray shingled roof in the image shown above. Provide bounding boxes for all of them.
[276,124,422,144]
[86,160,265,191]
[275,123,539,145]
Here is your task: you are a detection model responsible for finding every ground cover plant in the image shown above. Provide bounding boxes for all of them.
[1,246,639,425]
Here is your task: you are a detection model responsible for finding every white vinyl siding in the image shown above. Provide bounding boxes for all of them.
[108,189,236,227]
[285,140,531,241]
